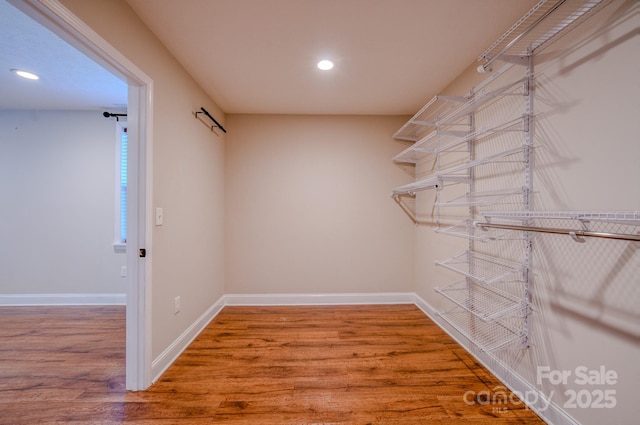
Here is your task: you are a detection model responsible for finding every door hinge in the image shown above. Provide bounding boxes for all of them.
[139,248,146,258]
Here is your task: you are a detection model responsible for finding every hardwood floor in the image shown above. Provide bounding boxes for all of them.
[0,304,545,424]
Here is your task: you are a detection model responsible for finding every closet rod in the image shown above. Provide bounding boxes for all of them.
[103,111,127,121]
[196,107,227,133]
[474,221,640,242]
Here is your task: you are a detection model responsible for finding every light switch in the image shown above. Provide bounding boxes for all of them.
[155,207,164,226]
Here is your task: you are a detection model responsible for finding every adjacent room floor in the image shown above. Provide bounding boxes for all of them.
[0,304,545,424]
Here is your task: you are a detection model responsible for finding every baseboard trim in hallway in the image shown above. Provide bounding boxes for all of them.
[0,293,126,306]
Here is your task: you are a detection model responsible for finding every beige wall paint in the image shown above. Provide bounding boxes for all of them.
[526,3,639,423]
[412,1,639,424]
[225,114,414,294]
[60,0,226,359]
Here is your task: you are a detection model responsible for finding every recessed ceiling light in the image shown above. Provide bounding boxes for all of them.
[317,60,334,71]
[11,69,39,80]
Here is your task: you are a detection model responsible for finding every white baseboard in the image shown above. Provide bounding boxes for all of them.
[223,292,416,306]
[0,293,126,306]
[151,295,226,383]
[413,293,578,425]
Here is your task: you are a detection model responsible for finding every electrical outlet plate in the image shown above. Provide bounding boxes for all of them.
[155,207,164,226]
[174,296,181,314]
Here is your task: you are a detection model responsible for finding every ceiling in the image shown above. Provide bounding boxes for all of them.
[0,0,538,115]
[125,0,538,115]
[0,0,127,111]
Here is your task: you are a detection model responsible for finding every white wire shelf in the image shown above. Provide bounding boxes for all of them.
[391,176,440,196]
[438,307,526,352]
[476,211,640,242]
[393,95,468,142]
[439,146,525,176]
[393,117,527,165]
[437,117,527,154]
[480,211,640,226]
[435,220,511,242]
[438,78,528,125]
[436,251,525,285]
[390,147,524,196]
[436,188,523,208]
[392,132,438,164]
[436,280,528,322]
[392,129,470,164]
[391,175,469,197]
[478,0,609,69]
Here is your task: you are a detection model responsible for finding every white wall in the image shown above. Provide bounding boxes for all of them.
[60,0,227,359]
[225,114,415,294]
[0,109,126,296]
[413,1,639,424]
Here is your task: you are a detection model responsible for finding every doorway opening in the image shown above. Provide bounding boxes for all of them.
[9,0,153,390]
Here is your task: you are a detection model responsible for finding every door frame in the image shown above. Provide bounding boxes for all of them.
[11,0,153,390]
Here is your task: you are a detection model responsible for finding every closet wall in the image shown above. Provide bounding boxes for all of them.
[412,2,639,424]
[225,114,415,295]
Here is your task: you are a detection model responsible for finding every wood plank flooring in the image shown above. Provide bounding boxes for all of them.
[0,304,545,424]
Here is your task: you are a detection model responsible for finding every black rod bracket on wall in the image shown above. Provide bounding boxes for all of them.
[195,107,227,133]
[103,111,127,121]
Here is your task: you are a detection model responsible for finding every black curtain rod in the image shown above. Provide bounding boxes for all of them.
[103,111,127,121]
[196,107,227,133]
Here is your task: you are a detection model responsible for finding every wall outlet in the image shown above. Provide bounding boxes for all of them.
[120,266,127,277]
[174,296,181,314]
